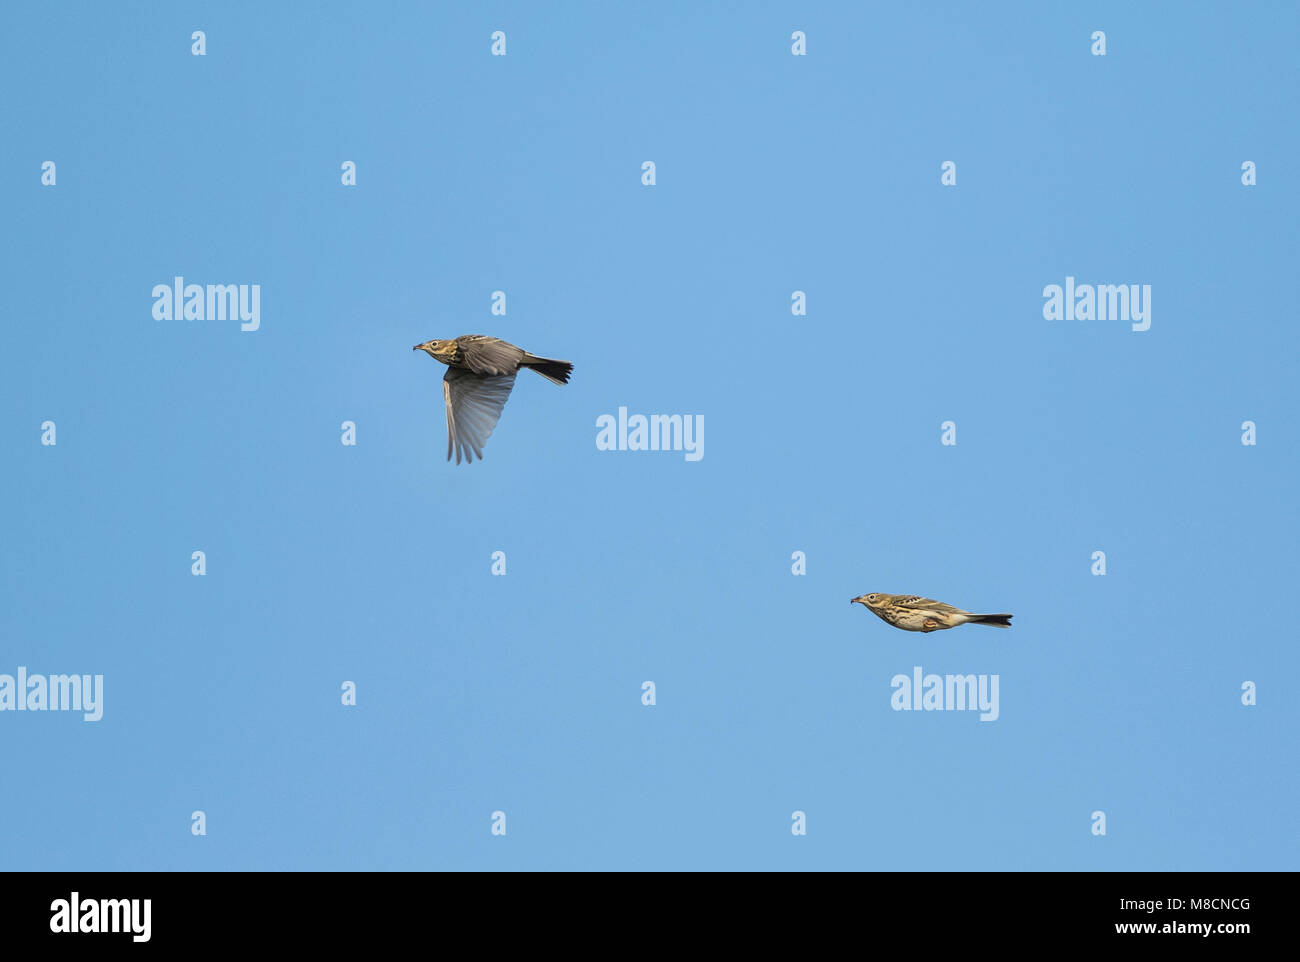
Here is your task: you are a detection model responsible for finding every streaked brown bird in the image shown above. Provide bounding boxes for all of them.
[413,335,572,464]
[851,593,1013,633]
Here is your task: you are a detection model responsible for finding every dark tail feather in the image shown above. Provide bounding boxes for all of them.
[521,355,573,385]
[969,613,1013,628]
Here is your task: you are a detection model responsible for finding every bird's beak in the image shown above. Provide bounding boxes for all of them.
[851,596,864,606]
[412,344,422,351]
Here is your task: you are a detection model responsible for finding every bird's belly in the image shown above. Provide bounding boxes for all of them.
[892,611,934,631]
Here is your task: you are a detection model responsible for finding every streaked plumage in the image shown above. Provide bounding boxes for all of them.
[850,593,1013,633]
[413,335,572,464]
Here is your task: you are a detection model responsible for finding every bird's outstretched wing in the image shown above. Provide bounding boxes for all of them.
[443,368,517,464]
[457,336,526,377]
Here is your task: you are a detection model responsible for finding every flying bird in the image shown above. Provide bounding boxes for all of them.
[413,335,572,464]
[851,593,1013,633]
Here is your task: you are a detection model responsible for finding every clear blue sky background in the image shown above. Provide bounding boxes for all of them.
[2,2,1296,871]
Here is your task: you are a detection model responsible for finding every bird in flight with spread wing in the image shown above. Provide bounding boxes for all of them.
[851,593,1013,633]
[412,335,572,464]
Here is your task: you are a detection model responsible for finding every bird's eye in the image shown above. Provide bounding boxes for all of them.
[868,594,877,601]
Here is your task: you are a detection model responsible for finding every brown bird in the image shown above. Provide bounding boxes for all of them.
[413,335,572,464]
[851,593,1013,633]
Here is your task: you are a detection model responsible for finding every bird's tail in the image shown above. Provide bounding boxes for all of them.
[521,354,573,385]
[968,613,1013,628]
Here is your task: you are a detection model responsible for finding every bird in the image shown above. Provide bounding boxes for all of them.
[412,335,572,464]
[850,593,1013,633]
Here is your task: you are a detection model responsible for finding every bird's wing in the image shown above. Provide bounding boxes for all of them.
[458,336,525,377]
[895,596,965,615]
[443,368,517,464]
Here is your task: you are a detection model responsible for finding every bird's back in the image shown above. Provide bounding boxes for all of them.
[455,335,527,376]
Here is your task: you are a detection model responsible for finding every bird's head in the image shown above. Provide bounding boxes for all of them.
[413,339,457,363]
[851,593,884,610]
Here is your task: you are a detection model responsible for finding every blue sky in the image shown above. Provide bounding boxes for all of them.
[1,2,1296,870]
